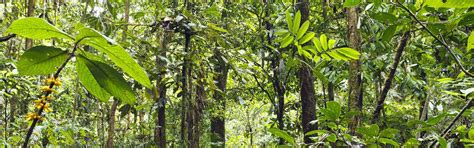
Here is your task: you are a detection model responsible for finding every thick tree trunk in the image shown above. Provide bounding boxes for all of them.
[107,100,119,148]
[372,31,411,123]
[346,7,363,135]
[296,0,317,144]
[211,50,228,147]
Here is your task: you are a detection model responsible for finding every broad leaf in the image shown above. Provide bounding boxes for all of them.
[80,30,152,88]
[280,36,294,48]
[268,128,295,145]
[16,46,68,75]
[286,10,293,32]
[423,0,474,8]
[382,25,397,42]
[77,54,136,104]
[7,17,73,40]
[468,31,474,53]
[76,53,112,102]
[379,138,399,147]
[344,0,361,7]
[320,34,328,50]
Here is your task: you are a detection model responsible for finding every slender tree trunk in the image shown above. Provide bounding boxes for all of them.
[296,0,317,144]
[372,31,411,123]
[346,6,363,135]
[107,100,119,148]
[25,0,34,49]
[211,50,228,147]
[154,20,172,148]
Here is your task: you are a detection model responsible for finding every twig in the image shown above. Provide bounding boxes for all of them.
[0,34,16,42]
[397,1,474,77]
[22,38,84,147]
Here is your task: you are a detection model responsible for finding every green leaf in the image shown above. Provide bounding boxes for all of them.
[380,128,399,138]
[379,138,400,147]
[424,0,474,8]
[16,46,68,75]
[6,17,73,40]
[76,27,116,44]
[207,23,228,33]
[286,10,293,32]
[313,38,323,52]
[268,128,295,145]
[320,34,328,50]
[81,33,152,88]
[328,39,336,49]
[382,25,397,42]
[357,124,379,137]
[336,47,360,59]
[275,29,289,36]
[280,36,294,48]
[76,53,112,102]
[468,128,474,139]
[327,133,337,142]
[327,101,341,120]
[299,32,315,44]
[439,137,447,148]
[468,31,474,53]
[426,113,446,126]
[296,21,310,39]
[76,54,136,104]
[292,11,301,34]
[305,130,328,136]
[343,0,361,7]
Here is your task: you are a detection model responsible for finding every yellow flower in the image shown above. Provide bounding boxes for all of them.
[40,86,57,93]
[26,112,41,121]
[34,99,46,109]
[43,103,52,113]
[45,77,61,86]
[41,95,53,101]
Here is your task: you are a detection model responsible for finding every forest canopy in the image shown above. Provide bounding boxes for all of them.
[1,0,474,147]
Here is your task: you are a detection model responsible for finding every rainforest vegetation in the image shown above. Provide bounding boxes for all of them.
[1,0,474,147]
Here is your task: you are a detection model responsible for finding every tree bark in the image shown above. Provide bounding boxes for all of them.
[372,31,411,123]
[296,0,317,144]
[346,7,363,135]
[211,50,228,147]
[153,21,172,148]
[25,0,35,49]
[107,100,118,148]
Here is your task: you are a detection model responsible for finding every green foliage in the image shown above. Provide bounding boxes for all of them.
[420,0,474,8]
[6,17,73,40]
[76,54,136,104]
[268,128,295,145]
[16,46,68,75]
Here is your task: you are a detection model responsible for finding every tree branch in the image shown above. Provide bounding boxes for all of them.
[0,34,16,42]
[397,1,474,77]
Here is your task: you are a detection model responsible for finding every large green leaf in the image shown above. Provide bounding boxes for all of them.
[422,0,474,8]
[76,53,112,102]
[379,138,400,147]
[285,10,293,32]
[298,32,315,45]
[468,31,474,53]
[382,25,397,42]
[6,17,73,40]
[78,28,152,88]
[76,54,136,104]
[327,101,341,120]
[268,128,295,145]
[16,46,68,75]
[343,0,361,7]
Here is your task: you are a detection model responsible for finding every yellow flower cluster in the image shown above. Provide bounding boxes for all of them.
[45,77,62,86]
[26,112,43,121]
[26,77,60,121]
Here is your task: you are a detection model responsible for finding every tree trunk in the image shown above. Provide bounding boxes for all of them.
[346,7,363,135]
[296,0,317,144]
[372,31,411,123]
[107,100,119,148]
[211,50,228,147]
[153,17,173,148]
[25,0,34,50]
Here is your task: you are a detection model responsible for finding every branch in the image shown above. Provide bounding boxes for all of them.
[0,34,16,42]
[22,38,83,147]
[397,2,474,77]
